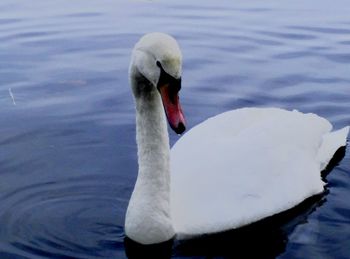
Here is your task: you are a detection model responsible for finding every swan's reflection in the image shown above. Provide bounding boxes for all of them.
[124,236,173,258]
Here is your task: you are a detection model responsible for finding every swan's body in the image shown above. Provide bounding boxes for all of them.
[171,107,349,238]
[125,32,349,245]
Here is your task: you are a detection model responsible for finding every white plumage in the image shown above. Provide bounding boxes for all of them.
[171,107,349,238]
[125,32,349,245]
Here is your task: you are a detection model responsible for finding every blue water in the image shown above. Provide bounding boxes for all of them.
[1,0,350,258]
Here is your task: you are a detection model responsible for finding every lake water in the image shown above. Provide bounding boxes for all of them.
[1,0,350,258]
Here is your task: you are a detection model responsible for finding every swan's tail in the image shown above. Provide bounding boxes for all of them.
[317,126,350,171]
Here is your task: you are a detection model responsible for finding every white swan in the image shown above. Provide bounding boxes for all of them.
[125,32,349,245]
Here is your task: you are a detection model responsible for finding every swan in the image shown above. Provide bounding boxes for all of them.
[125,32,349,245]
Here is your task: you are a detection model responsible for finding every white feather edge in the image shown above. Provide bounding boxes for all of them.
[317,126,350,171]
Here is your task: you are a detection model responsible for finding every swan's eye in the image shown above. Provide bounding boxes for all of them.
[156,61,161,67]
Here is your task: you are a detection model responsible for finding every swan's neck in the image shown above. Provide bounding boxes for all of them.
[125,73,175,244]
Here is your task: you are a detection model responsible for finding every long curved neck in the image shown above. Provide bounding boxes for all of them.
[134,89,171,197]
[136,92,170,183]
[125,70,175,245]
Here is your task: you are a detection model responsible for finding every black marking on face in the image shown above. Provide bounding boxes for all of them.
[156,62,181,103]
[131,71,154,98]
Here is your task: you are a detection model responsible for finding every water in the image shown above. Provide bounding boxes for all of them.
[0,0,349,258]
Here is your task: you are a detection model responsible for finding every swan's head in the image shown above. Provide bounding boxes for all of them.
[130,32,185,134]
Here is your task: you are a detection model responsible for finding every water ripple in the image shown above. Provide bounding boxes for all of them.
[0,18,22,25]
[288,25,350,35]
[0,177,125,257]
[323,53,350,63]
[256,30,318,40]
[262,74,350,89]
[339,40,350,45]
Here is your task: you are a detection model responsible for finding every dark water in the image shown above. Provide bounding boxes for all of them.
[1,0,350,258]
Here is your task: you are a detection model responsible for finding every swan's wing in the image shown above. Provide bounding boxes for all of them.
[170,108,349,238]
[317,126,350,171]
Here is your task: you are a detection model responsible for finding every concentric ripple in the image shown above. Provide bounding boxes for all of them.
[0,177,126,258]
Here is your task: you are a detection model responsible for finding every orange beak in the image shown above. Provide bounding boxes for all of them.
[158,84,186,134]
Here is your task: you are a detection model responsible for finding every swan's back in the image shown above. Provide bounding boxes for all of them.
[170,108,349,238]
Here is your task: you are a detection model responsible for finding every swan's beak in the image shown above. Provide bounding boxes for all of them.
[158,84,186,134]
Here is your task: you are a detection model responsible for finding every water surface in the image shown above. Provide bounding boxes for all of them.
[0,0,350,258]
